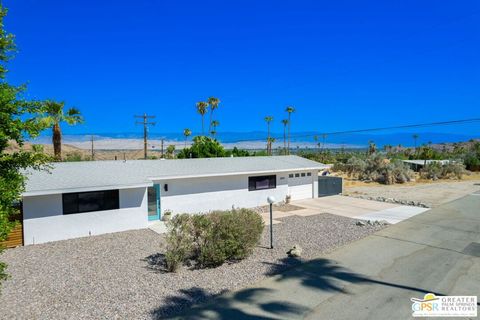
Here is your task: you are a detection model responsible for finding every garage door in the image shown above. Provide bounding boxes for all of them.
[288,173,313,200]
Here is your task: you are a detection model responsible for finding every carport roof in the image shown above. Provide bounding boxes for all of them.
[22,155,327,196]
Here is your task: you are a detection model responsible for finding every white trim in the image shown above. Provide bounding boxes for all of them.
[22,182,153,197]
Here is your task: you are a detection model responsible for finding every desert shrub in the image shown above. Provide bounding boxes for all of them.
[463,152,480,171]
[165,209,264,271]
[420,162,468,180]
[332,154,413,184]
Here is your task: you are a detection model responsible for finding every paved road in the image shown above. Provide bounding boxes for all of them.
[173,193,480,319]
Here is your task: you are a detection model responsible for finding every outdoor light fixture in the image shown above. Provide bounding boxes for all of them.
[267,196,276,249]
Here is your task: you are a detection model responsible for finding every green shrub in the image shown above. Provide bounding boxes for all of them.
[165,209,264,271]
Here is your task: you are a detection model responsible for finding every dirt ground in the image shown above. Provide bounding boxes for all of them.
[344,179,480,207]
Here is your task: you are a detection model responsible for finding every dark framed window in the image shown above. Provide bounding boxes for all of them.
[248,175,276,191]
[295,173,300,177]
[301,173,306,177]
[307,172,312,176]
[63,190,119,215]
[289,174,294,178]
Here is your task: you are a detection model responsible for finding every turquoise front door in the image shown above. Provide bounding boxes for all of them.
[147,184,161,221]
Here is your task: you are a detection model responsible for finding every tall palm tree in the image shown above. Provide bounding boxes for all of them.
[322,133,328,151]
[41,100,84,160]
[196,101,208,135]
[412,134,419,152]
[313,135,319,153]
[183,128,191,147]
[267,137,276,156]
[281,119,288,155]
[207,97,220,134]
[210,120,219,138]
[285,106,295,154]
[264,116,273,155]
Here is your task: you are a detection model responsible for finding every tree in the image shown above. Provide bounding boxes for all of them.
[322,134,328,152]
[183,128,191,148]
[368,140,377,155]
[313,135,319,153]
[264,116,273,155]
[281,119,288,155]
[207,97,220,135]
[0,5,49,290]
[41,101,83,160]
[210,120,219,139]
[177,136,226,158]
[285,106,295,154]
[196,101,208,135]
[412,134,419,153]
[166,145,176,159]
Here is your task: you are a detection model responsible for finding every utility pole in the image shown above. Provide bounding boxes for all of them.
[135,113,156,159]
[90,135,95,160]
[161,139,164,158]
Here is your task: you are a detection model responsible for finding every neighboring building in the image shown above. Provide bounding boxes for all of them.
[402,159,451,172]
[21,156,326,245]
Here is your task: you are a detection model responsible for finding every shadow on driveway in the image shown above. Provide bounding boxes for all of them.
[151,257,449,319]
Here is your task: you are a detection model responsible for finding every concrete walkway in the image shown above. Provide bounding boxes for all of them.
[173,193,480,319]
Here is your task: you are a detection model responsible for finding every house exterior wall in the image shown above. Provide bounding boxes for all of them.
[22,187,148,245]
[157,170,317,215]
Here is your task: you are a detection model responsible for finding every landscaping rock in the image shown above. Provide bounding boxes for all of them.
[286,245,303,257]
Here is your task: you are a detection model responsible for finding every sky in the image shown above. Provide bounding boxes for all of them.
[4,0,480,138]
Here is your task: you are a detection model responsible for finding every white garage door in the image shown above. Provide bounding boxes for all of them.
[288,173,313,200]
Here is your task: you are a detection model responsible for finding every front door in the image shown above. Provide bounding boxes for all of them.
[147,184,161,221]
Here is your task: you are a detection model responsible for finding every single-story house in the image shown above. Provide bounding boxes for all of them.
[21,155,327,245]
[402,159,451,172]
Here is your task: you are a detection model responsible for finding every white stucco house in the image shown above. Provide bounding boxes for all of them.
[21,155,326,245]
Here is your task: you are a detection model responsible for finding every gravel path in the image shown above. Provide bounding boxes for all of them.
[345,180,480,207]
[0,213,383,319]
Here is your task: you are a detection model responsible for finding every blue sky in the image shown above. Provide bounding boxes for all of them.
[4,0,480,137]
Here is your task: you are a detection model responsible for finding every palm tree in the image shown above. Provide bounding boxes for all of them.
[322,133,328,151]
[285,106,295,154]
[196,101,208,135]
[207,97,220,135]
[41,100,84,160]
[313,135,319,153]
[281,119,288,155]
[412,134,419,152]
[264,116,273,155]
[183,128,191,147]
[210,120,219,138]
[267,137,276,156]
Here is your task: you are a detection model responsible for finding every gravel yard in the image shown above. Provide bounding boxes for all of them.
[345,180,480,207]
[0,213,384,319]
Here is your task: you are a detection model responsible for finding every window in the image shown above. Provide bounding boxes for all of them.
[63,190,119,215]
[301,173,306,177]
[295,173,300,177]
[307,172,312,176]
[248,175,276,191]
[289,174,294,178]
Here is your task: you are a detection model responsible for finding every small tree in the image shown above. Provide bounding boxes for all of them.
[177,136,226,158]
[0,5,49,291]
[183,128,191,148]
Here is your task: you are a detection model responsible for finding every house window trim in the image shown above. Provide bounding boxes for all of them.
[62,189,120,215]
[248,175,277,191]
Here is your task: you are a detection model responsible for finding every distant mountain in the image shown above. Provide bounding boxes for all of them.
[30,131,478,149]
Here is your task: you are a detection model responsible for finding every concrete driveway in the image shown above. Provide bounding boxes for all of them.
[292,196,428,224]
[174,193,480,320]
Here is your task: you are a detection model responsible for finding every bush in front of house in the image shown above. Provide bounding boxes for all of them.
[165,209,264,272]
